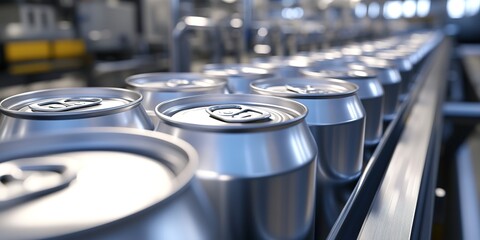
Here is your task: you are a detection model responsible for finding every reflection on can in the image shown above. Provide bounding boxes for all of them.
[156,94,317,240]
[302,66,384,146]
[126,73,226,125]
[0,87,153,141]
[0,128,216,240]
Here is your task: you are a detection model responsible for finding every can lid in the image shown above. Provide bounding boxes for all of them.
[0,128,197,239]
[156,94,307,131]
[374,52,413,71]
[301,65,377,80]
[347,62,401,85]
[0,88,142,120]
[125,73,226,92]
[251,77,358,99]
[203,64,274,79]
[355,56,396,69]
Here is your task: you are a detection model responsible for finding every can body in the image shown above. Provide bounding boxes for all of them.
[378,68,401,119]
[358,94,383,144]
[349,62,401,119]
[250,77,365,178]
[302,67,384,146]
[155,94,317,240]
[0,128,216,240]
[250,77,365,239]
[125,73,227,125]
[374,53,413,96]
[0,88,153,141]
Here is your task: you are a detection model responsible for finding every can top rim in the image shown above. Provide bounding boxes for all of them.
[354,56,397,69]
[0,127,197,238]
[301,66,378,80]
[155,94,308,131]
[125,73,227,92]
[250,77,359,98]
[374,52,414,70]
[0,87,143,119]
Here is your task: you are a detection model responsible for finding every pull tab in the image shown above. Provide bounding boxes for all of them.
[286,84,332,94]
[29,97,103,112]
[206,104,271,123]
[166,79,191,87]
[0,162,76,209]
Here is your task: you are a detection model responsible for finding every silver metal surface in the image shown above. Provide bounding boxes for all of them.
[251,77,365,239]
[251,77,365,177]
[28,97,103,112]
[155,94,317,240]
[0,88,153,140]
[348,62,401,119]
[125,72,226,120]
[358,37,448,240]
[374,52,413,95]
[302,67,384,146]
[0,128,216,240]
[203,64,274,93]
[325,32,443,240]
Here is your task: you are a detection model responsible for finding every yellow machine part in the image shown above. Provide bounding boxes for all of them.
[52,39,86,58]
[8,61,52,75]
[5,41,50,63]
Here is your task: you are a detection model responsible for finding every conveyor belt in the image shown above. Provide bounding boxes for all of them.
[328,37,449,239]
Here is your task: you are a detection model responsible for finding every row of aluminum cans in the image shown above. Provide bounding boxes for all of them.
[0,31,442,240]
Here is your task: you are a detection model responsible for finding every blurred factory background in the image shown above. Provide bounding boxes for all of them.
[0,0,477,99]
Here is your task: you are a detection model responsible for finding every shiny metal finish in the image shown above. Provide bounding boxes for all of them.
[250,77,365,239]
[203,64,274,93]
[0,88,153,140]
[250,77,365,178]
[125,73,226,124]
[374,52,413,95]
[302,67,384,146]
[252,56,312,77]
[0,128,216,240]
[349,61,401,120]
[155,94,317,240]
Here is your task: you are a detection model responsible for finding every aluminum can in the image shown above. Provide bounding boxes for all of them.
[251,77,365,239]
[0,128,216,240]
[0,87,153,141]
[125,73,226,125]
[251,56,312,77]
[155,94,317,240]
[203,64,274,94]
[349,59,401,120]
[374,51,413,96]
[302,66,384,146]
[250,77,365,178]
